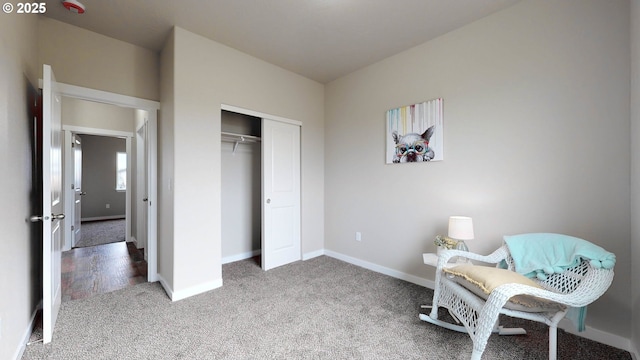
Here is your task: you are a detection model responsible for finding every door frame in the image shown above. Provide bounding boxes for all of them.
[64,132,84,249]
[220,104,302,271]
[52,81,159,282]
[63,127,134,250]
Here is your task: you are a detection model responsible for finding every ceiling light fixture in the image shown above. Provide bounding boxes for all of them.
[61,0,85,14]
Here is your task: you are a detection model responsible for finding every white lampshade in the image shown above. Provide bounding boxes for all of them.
[448,216,474,241]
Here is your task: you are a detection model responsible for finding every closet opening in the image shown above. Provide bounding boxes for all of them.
[221,110,262,266]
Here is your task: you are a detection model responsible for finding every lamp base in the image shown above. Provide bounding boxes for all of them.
[455,240,469,263]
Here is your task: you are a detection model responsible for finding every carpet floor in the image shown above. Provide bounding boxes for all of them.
[22,256,631,359]
[74,219,125,248]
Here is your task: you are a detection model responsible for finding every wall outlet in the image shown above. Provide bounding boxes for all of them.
[106,204,110,209]
[355,232,362,242]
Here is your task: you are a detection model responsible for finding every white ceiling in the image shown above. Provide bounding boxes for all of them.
[42,0,521,83]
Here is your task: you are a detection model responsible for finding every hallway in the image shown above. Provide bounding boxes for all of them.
[61,242,147,302]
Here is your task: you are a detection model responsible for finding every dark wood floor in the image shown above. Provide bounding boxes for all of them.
[61,242,147,302]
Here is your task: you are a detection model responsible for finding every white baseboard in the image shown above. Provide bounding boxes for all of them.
[81,215,125,222]
[302,249,325,260]
[160,277,223,302]
[324,249,434,289]
[13,304,40,360]
[222,250,261,264]
[559,318,635,356]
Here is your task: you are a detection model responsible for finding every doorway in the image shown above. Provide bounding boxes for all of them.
[56,84,159,284]
[61,100,148,301]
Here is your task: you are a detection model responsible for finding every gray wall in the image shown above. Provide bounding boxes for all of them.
[0,10,39,358]
[62,96,135,133]
[80,135,127,220]
[325,0,631,338]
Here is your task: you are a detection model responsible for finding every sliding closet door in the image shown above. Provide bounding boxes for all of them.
[262,118,301,271]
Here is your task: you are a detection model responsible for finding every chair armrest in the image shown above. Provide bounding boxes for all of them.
[436,246,509,270]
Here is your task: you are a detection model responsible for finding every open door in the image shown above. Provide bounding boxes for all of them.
[261,118,301,270]
[71,134,83,247]
[136,121,148,254]
[34,64,64,343]
[146,113,158,282]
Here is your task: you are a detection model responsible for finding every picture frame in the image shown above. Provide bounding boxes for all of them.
[386,98,443,164]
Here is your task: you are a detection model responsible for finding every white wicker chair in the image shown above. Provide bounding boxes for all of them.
[420,244,615,360]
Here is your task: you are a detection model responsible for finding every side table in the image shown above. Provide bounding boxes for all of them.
[421,252,460,322]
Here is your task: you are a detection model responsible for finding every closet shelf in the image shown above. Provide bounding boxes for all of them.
[221,131,261,153]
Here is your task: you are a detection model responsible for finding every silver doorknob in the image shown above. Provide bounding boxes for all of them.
[29,215,44,222]
[51,213,65,220]
[266,199,271,204]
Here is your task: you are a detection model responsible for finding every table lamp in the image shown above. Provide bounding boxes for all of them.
[448,216,474,252]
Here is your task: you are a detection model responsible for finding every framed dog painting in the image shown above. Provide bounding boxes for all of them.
[386,98,443,164]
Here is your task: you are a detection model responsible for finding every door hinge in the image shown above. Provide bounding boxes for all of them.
[71,225,75,231]
[71,184,75,189]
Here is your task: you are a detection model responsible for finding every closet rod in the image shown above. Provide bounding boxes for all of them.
[221,131,261,142]
[221,131,261,154]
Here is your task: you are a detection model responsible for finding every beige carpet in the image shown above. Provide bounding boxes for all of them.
[23,256,631,359]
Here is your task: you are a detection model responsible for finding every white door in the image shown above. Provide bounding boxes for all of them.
[72,134,83,247]
[136,121,148,254]
[261,119,301,271]
[41,64,63,343]
[146,113,158,282]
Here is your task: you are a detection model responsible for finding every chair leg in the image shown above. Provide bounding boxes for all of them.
[470,350,483,360]
[549,325,558,360]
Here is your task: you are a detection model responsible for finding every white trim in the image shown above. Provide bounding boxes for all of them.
[63,131,74,251]
[323,250,435,289]
[145,113,158,282]
[302,249,325,260]
[222,250,261,264]
[12,306,40,360]
[63,125,133,138]
[81,215,125,222]
[38,80,160,111]
[170,279,223,302]
[221,104,302,127]
[558,318,635,355]
[124,139,131,242]
[52,82,158,283]
[62,126,133,250]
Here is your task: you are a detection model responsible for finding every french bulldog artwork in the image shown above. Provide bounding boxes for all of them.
[386,98,443,164]
[392,126,435,163]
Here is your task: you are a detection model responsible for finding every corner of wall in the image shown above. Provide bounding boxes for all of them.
[158,26,176,289]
